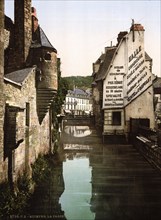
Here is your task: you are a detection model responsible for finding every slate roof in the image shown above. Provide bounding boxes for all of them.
[92,53,106,77]
[31,26,57,53]
[67,88,91,97]
[74,88,87,95]
[95,53,106,65]
[93,50,152,83]
[95,47,117,81]
[4,67,35,86]
[153,77,161,93]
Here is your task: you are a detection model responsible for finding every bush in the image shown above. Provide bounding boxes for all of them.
[31,154,52,186]
[0,173,31,218]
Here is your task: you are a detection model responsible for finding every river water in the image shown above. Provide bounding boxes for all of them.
[28,125,161,220]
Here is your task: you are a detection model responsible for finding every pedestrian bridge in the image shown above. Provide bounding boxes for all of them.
[63,115,94,126]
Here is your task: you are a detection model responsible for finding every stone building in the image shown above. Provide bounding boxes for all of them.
[0,0,58,185]
[92,22,155,142]
[0,0,6,182]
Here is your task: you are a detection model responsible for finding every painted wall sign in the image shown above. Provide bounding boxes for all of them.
[103,65,124,108]
[103,29,152,109]
[125,45,152,104]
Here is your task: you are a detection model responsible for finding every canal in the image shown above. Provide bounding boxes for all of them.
[28,125,161,220]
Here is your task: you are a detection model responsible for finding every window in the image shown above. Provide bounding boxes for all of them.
[107,112,112,125]
[44,52,51,61]
[26,103,30,127]
[105,111,121,125]
[112,112,121,125]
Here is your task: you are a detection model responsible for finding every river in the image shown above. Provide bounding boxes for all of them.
[28,125,161,220]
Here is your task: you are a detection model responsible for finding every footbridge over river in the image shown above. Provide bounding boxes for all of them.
[63,115,94,126]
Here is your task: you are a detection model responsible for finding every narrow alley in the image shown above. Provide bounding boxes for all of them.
[27,123,161,220]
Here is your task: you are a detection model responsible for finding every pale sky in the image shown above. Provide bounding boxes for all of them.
[5,0,161,77]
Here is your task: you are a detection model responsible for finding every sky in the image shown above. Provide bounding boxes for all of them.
[5,0,161,77]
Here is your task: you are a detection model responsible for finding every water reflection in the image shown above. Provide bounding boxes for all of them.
[61,125,161,220]
[27,125,161,220]
[28,154,67,219]
[89,145,161,220]
[64,126,92,137]
[60,156,95,220]
[64,143,92,150]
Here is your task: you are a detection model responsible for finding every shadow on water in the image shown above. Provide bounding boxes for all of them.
[27,153,67,220]
[27,125,161,220]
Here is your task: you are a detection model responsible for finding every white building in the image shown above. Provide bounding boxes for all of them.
[64,88,92,115]
[92,22,155,141]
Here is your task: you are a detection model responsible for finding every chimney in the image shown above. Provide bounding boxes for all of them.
[32,7,39,33]
[117,31,128,46]
[14,0,32,69]
[130,22,144,42]
[130,23,145,32]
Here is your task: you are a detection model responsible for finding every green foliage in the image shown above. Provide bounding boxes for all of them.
[32,155,48,185]
[52,60,69,118]
[0,174,31,218]
[0,182,12,218]
[53,77,69,115]
[17,173,31,193]
[52,59,69,131]
[31,154,52,186]
[63,75,92,90]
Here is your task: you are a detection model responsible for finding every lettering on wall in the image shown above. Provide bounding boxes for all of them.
[103,43,152,109]
[125,45,152,103]
[103,66,124,108]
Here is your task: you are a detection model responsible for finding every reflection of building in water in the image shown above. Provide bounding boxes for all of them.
[64,152,90,161]
[92,22,156,143]
[29,156,66,219]
[64,126,92,137]
[89,145,160,220]
[64,143,91,150]
[64,88,93,115]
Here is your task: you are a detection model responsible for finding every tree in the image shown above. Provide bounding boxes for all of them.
[52,59,69,125]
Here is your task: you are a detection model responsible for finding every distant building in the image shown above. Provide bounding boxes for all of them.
[64,88,92,115]
[92,22,155,142]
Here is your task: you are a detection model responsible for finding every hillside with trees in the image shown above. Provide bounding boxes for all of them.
[62,76,92,90]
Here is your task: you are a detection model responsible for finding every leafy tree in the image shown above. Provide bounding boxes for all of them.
[52,59,69,125]
[63,76,92,90]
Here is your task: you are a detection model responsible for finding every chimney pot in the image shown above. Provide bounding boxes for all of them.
[130,24,145,31]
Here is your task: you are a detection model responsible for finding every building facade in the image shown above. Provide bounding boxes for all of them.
[92,23,155,142]
[0,0,58,184]
[0,0,7,182]
[64,88,92,115]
